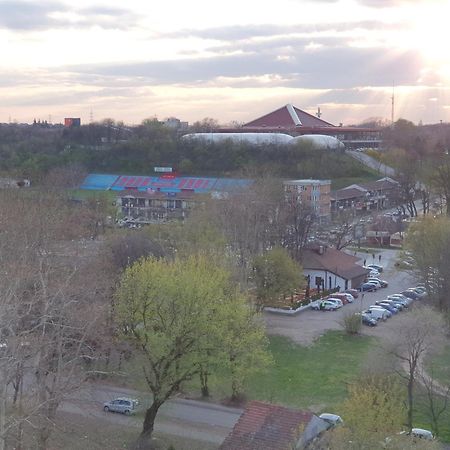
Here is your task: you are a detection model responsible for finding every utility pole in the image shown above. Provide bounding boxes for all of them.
[391,82,395,127]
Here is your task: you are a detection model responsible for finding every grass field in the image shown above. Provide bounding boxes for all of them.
[119,331,374,412]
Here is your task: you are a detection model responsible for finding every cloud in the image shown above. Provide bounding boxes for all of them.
[162,20,392,41]
[0,1,66,30]
[0,0,137,31]
[66,44,424,90]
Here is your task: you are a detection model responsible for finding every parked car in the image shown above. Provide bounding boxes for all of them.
[385,296,409,308]
[367,277,388,288]
[376,299,404,311]
[328,293,353,304]
[376,302,399,314]
[356,312,378,326]
[344,288,359,299]
[408,287,427,298]
[326,298,344,308]
[365,308,389,321]
[387,294,413,306]
[319,413,343,428]
[369,269,380,277]
[401,290,420,300]
[360,282,377,292]
[410,428,434,440]
[366,279,382,289]
[368,306,392,319]
[311,300,339,311]
[366,263,383,273]
[399,428,434,440]
[103,397,139,415]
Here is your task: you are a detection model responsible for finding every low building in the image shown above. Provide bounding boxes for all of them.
[219,400,328,450]
[118,189,200,223]
[302,244,369,291]
[284,179,331,221]
[331,177,400,212]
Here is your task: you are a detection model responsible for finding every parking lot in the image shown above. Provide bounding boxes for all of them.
[264,249,417,345]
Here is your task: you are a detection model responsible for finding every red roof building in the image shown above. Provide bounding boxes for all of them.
[244,104,335,129]
[219,400,328,450]
[219,104,382,149]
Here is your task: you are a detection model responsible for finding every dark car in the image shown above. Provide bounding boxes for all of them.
[401,290,420,300]
[376,302,399,314]
[360,282,377,292]
[359,313,377,327]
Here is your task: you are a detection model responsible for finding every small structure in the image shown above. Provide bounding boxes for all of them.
[219,400,328,450]
[64,118,81,128]
[302,244,368,291]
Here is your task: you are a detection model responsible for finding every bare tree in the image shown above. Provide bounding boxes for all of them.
[383,307,445,431]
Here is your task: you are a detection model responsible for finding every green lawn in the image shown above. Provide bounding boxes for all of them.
[185,331,374,411]
[114,331,373,412]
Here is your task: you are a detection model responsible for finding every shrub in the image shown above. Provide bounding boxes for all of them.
[341,312,362,335]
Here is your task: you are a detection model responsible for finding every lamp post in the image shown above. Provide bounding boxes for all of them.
[360,293,365,313]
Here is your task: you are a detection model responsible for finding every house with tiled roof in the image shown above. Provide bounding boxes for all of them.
[302,244,369,291]
[219,400,328,450]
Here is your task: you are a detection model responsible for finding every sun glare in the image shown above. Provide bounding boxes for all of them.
[409,2,450,68]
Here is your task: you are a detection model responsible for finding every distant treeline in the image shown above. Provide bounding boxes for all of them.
[0,119,376,181]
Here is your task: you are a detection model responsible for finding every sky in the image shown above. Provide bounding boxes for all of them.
[1,0,449,126]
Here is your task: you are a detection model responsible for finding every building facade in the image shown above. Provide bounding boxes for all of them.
[283,179,331,221]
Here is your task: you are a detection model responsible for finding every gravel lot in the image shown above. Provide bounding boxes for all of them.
[264,248,418,345]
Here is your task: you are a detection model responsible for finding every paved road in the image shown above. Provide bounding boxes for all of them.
[347,150,396,177]
[265,248,416,345]
[61,383,243,445]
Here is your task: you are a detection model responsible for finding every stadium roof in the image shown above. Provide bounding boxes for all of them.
[243,104,335,129]
[80,174,253,194]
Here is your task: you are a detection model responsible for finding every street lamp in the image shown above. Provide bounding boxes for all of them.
[360,293,365,313]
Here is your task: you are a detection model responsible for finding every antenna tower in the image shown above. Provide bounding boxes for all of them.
[391,82,395,126]
[316,107,322,118]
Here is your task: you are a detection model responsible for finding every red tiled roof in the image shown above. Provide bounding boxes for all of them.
[302,247,368,280]
[243,104,335,129]
[219,401,314,450]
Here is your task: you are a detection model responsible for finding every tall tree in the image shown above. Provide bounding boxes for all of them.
[115,255,270,448]
[383,307,445,431]
[253,247,304,307]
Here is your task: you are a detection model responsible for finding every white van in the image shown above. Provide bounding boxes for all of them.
[364,308,388,321]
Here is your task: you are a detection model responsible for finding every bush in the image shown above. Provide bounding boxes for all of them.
[341,312,362,335]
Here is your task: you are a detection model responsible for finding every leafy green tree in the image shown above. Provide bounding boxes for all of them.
[115,255,270,447]
[217,292,272,402]
[253,247,304,306]
[406,216,450,311]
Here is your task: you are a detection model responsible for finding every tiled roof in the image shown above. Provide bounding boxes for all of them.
[243,104,335,128]
[331,188,367,201]
[219,401,314,450]
[302,247,368,280]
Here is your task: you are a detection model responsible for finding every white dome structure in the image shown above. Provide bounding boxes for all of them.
[181,132,294,145]
[290,134,344,150]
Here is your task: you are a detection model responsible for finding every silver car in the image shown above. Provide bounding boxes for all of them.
[103,397,139,415]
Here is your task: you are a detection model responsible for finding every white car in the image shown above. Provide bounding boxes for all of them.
[366,279,382,289]
[319,413,343,428]
[311,300,339,311]
[326,298,344,308]
[367,306,389,320]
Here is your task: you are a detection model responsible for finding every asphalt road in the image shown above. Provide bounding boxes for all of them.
[61,383,243,445]
[347,150,396,177]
